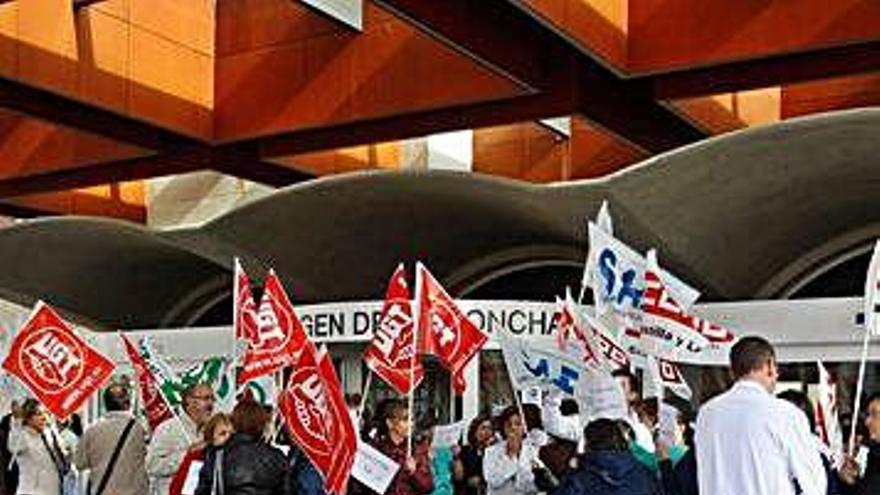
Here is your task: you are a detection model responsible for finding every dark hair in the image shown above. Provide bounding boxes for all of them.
[730,336,775,379]
[20,399,42,422]
[560,399,579,416]
[867,392,880,410]
[376,399,408,440]
[778,389,816,433]
[583,419,629,452]
[497,406,521,439]
[522,404,542,431]
[103,383,130,412]
[232,400,269,437]
[467,414,492,447]
[611,367,641,399]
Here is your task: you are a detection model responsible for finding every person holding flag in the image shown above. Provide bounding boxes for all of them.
[840,392,880,495]
[370,399,434,495]
[146,383,215,495]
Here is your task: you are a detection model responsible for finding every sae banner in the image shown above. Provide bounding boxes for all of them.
[587,222,700,318]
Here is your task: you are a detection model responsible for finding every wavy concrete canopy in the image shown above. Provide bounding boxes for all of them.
[0,108,877,329]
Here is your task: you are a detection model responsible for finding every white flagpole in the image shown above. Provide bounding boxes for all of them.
[358,371,373,431]
[850,328,871,456]
[850,240,880,456]
[407,263,422,459]
[498,328,528,432]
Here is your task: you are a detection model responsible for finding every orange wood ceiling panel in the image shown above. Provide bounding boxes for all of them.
[5,187,146,221]
[214,0,522,141]
[782,73,880,119]
[519,0,628,71]
[0,112,144,180]
[276,141,402,176]
[568,117,645,179]
[628,0,880,74]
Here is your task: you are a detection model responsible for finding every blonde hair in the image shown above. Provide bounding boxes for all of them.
[202,412,233,444]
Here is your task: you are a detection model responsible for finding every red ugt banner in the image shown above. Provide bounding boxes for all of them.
[238,270,308,384]
[416,263,488,394]
[2,302,115,421]
[364,264,424,395]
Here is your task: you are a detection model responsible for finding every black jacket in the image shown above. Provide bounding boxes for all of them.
[552,451,661,495]
[195,434,290,495]
[851,442,880,495]
[659,449,697,495]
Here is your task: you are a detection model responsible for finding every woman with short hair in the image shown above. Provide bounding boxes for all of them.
[195,401,288,495]
[482,407,539,495]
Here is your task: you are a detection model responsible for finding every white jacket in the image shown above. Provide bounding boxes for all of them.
[145,414,197,495]
[8,423,65,495]
[483,441,539,495]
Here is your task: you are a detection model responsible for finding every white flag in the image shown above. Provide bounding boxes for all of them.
[498,328,595,398]
[587,222,701,319]
[645,355,692,400]
[816,361,843,456]
[638,250,736,363]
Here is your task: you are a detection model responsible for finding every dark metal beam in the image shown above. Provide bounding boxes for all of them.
[0,76,199,151]
[0,147,212,198]
[649,40,880,100]
[257,91,579,158]
[210,144,314,187]
[376,0,707,153]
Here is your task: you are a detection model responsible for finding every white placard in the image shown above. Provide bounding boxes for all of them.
[352,440,400,495]
[657,402,679,450]
[181,460,204,495]
[581,373,627,421]
[432,421,466,449]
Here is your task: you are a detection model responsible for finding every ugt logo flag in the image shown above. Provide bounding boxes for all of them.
[415,262,488,394]
[364,264,423,394]
[2,301,115,420]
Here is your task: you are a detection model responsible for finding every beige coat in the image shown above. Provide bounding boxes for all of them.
[145,413,197,495]
[7,423,63,495]
[73,411,149,495]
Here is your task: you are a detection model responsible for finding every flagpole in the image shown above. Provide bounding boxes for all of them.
[357,371,373,431]
[407,262,422,459]
[849,326,871,456]
[497,328,528,433]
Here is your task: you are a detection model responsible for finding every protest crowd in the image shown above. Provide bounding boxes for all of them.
[1,207,880,495]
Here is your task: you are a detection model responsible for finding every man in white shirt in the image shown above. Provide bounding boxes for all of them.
[696,336,826,495]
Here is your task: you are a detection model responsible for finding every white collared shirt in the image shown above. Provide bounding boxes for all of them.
[696,380,827,495]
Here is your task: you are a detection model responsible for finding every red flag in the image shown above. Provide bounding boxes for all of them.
[554,295,601,368]
[318,347,357,495]
[238,270,308,384]
[364,264,424,394]
[415,263,487,394]
[278,343,356,495]
[119,333,173,431]
[278,342,334,477]
[2,302,115,421]
[234,258,259,348]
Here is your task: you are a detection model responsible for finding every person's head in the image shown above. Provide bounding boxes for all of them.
[467,414,494,448]
[522,403,542,431]
[777,389,816,433]
[498,406,524,442]
[560,398,579,417]
[203,412,234,447]
[103,383,131,412]
[183,383,215,426]
[611,367,640,408]
[20,399,47,432]
[232,400,270,438]
[382,399,411,444]
[583,419,629,453]
[865,392,880,442]
[730,336,778,392]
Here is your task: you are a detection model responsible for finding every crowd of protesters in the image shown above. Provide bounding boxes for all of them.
[1,335,880,495]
